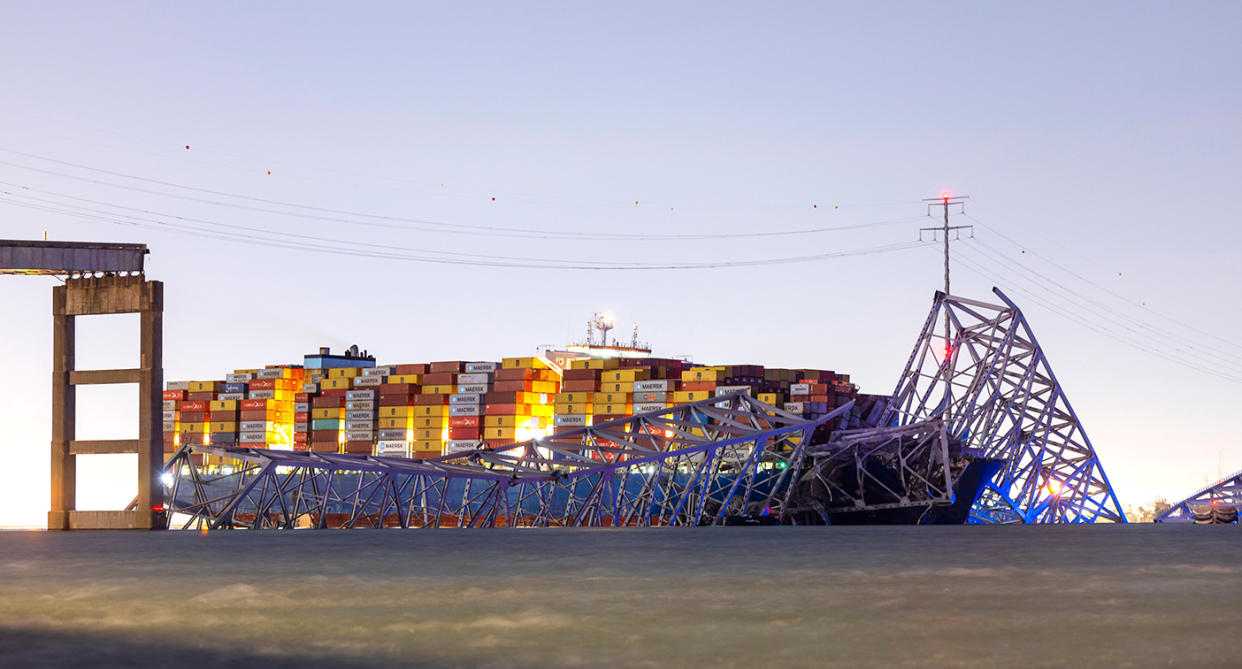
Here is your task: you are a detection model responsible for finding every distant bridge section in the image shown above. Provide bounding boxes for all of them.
[0,239,147,276]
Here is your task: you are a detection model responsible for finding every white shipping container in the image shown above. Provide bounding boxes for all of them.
[218,392,245,401]
[361,366,393,377]
[293,423,308,433]
[449,393,481,405]
[294,402,310,413]
[345,430,375,442]
[162,420,176,431]
[456,373,490,385]
[445,440,477,452]
[345,420,374,431]
[302,383,319,393]
[784,401,805,414]
[456,383,489,394]
[449,405,480,416]
[377,429,406,440]
[553,414,588,426]
[354,376,382,387]
[254,369,283,380]
[162,399,177,410]
[166,381,191,391]
[240,421,268,431]
[632,392,667,403]
[345,399,376,410]
[633,380,674,392]
[345,389,378,400]
[464,362,497,373]
[226,373,254,383]
[790,383,811,395]
[715,385,752,397]
[161,410,177,421]
[345,410,375,420]
[376,440,410,457]
[248,389,276,399]
[633,402,667,414]
[239,433,268,443]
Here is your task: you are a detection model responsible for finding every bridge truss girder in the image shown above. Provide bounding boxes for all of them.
[1155,468,1242,522]
[165,393,852,529]
[884,289,1126,524]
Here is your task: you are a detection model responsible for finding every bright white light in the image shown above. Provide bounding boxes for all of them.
[160,472,175,487]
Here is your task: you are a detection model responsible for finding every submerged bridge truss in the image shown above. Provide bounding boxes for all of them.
[165,393,851,529]
[1154,468,1242,522]
[884,289,1126,523]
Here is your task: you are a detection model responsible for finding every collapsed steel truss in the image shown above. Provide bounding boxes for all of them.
[884,289,1126,523]
[790,419,956,523]
[1155,468,1242,522]
[165,393,851,529]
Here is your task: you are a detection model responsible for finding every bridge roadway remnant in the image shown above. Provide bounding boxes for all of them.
[1,240,164,530]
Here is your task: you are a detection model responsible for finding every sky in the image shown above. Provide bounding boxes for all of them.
[1,2,1239,527]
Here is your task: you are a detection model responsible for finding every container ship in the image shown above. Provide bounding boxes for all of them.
[162,313,860,464]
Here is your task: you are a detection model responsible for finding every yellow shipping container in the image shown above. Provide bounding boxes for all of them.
[593,392,630,405]
[388,374,421,384]
[188,381,220,393]
[600,382,634,393]
[414,428,444,441]
[554,392,592,404]
[320,378,351,390]
[412,415,449,428]
[681,367,725,382]
[529,404,554,418]
[486,426,517,441]
[553,403,592,415]
[412,405,451,418]
[413,439,442,452]
[602,369,650,383]
[312,408,342,419]
[180,422,208,433]
[378,417,410,430]
[673,391,711,403]
[209,399,238,411]
[593,403,631,416]
[423,384,455,395]
[327,368,362,379]
[378,406,414,418]
[502,356,549,370]
[484,415,518,427]
[757,393,781,407]
[585,358,620,370]
[531,380,558,394]
[208,421,237,433]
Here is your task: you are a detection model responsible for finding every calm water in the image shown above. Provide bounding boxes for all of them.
[0,525,1239,667]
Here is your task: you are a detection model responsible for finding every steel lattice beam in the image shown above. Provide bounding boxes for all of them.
[1155,468,1242,522]
[164,393,853,529]
[883,288,1126,524]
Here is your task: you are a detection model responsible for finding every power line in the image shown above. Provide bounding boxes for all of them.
[0,190,932,270]
[0,149,925,241]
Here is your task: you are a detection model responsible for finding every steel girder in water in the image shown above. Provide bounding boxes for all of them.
[163,393,853,529]
[883,288,1126,524]
[1154,468,1242,523]
[789,419,957,523]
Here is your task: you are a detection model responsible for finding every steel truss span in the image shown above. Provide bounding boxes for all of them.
[1155,469,1242,523]
[164,393,852,530]
[884,288,1126,523]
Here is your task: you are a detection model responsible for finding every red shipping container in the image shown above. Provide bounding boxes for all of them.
[494,368,537,381]
[681,382,717,392]
[311,429,338,441]
[484,403,530,415]
[312,396,346,408]
[240,398,271,411]
[293,412,309,422]
[379,395,416,406]
[562,379,600,392]
[394,363,428,375]
[179,410,208,422]
[493,379,534,392]
[292,443,309,452]
[163,389,186,401]
[248,379,275,391]
[343,441,372,454]
[380,383,420,394]
[448,426,481,440]
[179,401,208,412]
[422,372,456,385]
[309,443,338,453]
[414,393,449,405]
[448,416,480,428]
[563,369,600,381]
[294,392,310,403]
[428,361,464,374]
[187,391,215,402]
[484,391,526,404]
[321,389,348,397]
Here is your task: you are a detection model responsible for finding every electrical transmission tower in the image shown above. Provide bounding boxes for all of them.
[919,194,972,421]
